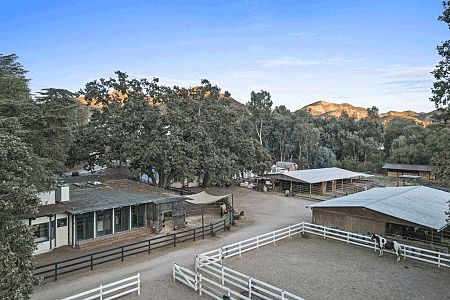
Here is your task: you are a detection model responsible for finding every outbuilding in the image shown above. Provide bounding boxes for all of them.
[265,167,366,196]
[308,186,450,250]
[382,163,435,180]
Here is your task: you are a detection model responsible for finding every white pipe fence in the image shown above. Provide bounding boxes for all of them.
[174,221,449,300]
[197,222,450,270]
[57,273,140,300]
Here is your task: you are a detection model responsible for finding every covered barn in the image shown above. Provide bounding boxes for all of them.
[265,167,366,196]
[308,186,450,250]
[382,163,435,180]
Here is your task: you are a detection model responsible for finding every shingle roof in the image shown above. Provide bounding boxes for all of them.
[382,163,433,172]
[308,186,450,230]
[269,167,362,184]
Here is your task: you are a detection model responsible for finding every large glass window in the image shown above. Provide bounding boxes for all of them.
[34,223,49,243]
[131,205,138,229]
[121,207,129,231]
[97,209,113,237]
[138,204,146,227]
[76,212,94,242]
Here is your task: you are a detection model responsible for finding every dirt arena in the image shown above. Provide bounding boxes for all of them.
[222,234,450,300]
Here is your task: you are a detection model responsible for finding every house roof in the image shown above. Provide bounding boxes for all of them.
[382,163,433,172]
[307,186,450,231]
[266,167,362,184]
[29,179,183,217]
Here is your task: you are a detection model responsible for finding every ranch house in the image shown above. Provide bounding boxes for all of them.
[25,179,186,255]
[308,186,450,251]
[382,163,435,180]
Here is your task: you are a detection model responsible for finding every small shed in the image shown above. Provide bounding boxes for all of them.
[382,163,435,180]
[308,186,450,249]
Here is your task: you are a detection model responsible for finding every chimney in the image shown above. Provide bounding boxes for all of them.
[56,184,70,202]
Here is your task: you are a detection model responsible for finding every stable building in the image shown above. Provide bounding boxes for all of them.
[308,186,450,250]
[382,163,435,180]
[25,179,185,254]
[265,167,366,196]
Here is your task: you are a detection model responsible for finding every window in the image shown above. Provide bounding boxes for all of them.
[57,218,67,227]
[34,223,49,243]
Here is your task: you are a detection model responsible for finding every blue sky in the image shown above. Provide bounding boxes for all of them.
[2,0,447,113]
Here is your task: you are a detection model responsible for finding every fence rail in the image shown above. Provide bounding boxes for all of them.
[35,214,232,282]
[57,273,140,300]
[197,222,450,270]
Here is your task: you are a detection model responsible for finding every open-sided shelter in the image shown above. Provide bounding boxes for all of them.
[265,167,364,196]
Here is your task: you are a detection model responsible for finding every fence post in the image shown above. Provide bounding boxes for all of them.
[273,231,276,245]
[99,284,103,300]
[248,278,252,298]
[194,228,196,242]
[219,248,223,264]
[137,273,141,295]
[198,274,202,296]
[148,240,151,254]
[288,226,291,238]
[210,224,213,235]
[122,246,124,261]
[54,263,58,281]
[223,219,226,230]
[91,254,94,270]
[174,234,176,247]
[281,290,285,300]
[438,253,441,268]
[257,236,259,249]
[195,255,198,272]
[347,232,349,244]
[239,243,242,256]
[221,265,225,285]
[173,263,176,282]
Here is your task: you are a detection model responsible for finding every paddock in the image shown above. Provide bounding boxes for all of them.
[210,234,450,300]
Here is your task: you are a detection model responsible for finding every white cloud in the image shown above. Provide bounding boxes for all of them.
[263,56,360,67]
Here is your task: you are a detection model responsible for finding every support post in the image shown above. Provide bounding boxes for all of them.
[54,263,58,281]
[199,274,202,296]
[99,285,103,300]
[148,240,151,254]
[202,214,205,239]
[248,278,252,298]
[137,273,141,295]
[91,254,93,270]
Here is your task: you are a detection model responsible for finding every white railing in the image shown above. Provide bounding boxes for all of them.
[197,222,450,269]
[175,221,449,300]
[57,273,140,300]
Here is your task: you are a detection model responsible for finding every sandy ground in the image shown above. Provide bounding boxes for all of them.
[223,234,450,300]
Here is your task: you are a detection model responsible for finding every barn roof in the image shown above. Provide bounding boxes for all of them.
[382,163,433,172]
[266,167,362,184]
[307,186,450,231]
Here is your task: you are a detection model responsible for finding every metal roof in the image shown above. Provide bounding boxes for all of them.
[382,163,433,172]
[68,188,183,214]
[308,186,450,230]
[267,167,362,184]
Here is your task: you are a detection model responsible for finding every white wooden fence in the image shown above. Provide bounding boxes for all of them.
[57,273,140,300]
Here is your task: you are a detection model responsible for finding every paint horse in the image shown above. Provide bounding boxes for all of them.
[371,233,401,261]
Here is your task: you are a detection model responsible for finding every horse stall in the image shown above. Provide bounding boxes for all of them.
[308,186,450,253]
[146,198,186,232]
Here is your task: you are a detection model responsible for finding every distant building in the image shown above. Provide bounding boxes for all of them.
[308,186,450,250]
[26,179,185,254]
[271,162,298,173]
[265,167,366,196]
[382,163,435,180]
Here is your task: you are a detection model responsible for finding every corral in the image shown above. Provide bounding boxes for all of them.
[175,222,450,300]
